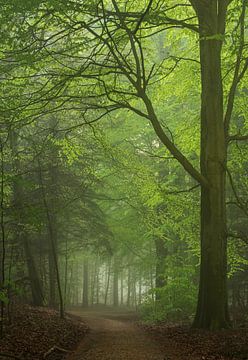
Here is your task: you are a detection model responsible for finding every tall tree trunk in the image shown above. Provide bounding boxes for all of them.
[104,260,111,305]
[91,259,98,305]
[67,265,73,305]
[192,1,230,329]
[38,158,64,318]
[155,237,167,301]
[48,242,56,307]
[138,272,142,305]
[24,238,44,306]
[82,260,89,307]
[127,266,131,307]
[96,261,100,305]
[113,259,118,307]
[120,270,124,306]
[10,131,44,307]
[64,237,68,306]
[132,275,137,309]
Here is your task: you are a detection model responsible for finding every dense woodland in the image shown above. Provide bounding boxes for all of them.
[0,1,248,350]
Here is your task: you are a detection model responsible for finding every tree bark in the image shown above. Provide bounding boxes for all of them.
[23,238,44,306]
[192,0,230,329]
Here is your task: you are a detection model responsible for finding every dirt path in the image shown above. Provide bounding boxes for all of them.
[67,308,166,360]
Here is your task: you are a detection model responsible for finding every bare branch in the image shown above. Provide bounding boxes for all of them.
[224,1,247,137]
[134,0,153,34]
[163,184,200,195]
[226,166,248,217]
[228,134,248,142]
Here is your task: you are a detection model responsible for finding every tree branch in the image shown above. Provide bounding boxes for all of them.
[141,93,209,188]
[228,134,248,142]
[226,166,248,216]
[133,0,153,34]
[224,1,247,137]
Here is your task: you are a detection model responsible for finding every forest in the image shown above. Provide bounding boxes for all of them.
[0,0,248,359]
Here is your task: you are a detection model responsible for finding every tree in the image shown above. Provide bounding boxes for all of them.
[80,0,247,329]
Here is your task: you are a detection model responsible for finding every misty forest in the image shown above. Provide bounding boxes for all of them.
[0,1,248,359]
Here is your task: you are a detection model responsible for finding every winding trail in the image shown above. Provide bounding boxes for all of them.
[67,308,167,360]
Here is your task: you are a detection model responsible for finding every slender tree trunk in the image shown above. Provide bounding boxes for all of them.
[64,237,68,307]
[155,237,167,301]
[91,259,98,305]
[113,258,119,307]
[127,267,131,307]
[132,276,137,309]
[104,260,111,305]
[10,131,44,307]
[120,270,124,306]
[67,265,73,305]
[82,260,89,307]
[48,244,56,307]
[38,158,64,318]
[192,1,230,329]
[96,263,100,305]
[150,267,155,304]
[138,273,142,305]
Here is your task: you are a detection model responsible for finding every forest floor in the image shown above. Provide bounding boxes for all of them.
[67,307,248,360]
[1,305,248,360]
[0,304,88,360]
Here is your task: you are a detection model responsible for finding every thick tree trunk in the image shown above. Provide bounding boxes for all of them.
[24,238,44,306]
[192,1,230,329]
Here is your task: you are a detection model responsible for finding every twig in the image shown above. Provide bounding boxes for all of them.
[43,345,71,359]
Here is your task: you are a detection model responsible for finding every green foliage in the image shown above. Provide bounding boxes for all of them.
[140,274,197,323]
[0,289,9,305]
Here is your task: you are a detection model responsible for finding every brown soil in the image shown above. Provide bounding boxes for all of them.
[3,305,248,360]
[67,308,248,360]
[67,308,171,360]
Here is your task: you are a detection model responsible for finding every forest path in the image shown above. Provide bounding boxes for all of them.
[67,307,168,360]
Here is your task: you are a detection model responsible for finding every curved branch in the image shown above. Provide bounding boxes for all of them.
[224,2,247,137]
